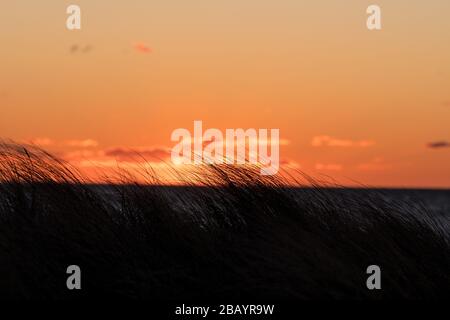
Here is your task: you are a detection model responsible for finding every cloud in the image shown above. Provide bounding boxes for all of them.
[315,163,343,171]
[200,136,290,147]
[427,141,450,149]
[279,158,301,169]
[133,42,152,54]
[27,137,54,146]
[70,44,79,53]
[311,135,375,148]
[63,150,99,161]
[70,44,93,54]
[62,146,171,168]
[357,157,392,171]
[23,137,99,148]
[82,45,93,53]
[65,139,99,148]
[104,147,170,162]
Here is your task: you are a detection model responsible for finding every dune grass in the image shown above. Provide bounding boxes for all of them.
[0,142,449,300]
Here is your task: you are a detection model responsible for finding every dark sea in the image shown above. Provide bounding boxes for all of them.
[92,185,450,232]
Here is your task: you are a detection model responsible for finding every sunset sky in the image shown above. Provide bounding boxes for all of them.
[1,1,449,187]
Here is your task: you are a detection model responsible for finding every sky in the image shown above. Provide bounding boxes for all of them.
[0,1,449,187]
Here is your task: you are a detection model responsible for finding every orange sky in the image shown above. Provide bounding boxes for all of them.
[1,1,449,187]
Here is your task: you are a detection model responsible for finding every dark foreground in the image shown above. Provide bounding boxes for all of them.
[0,143,449,300]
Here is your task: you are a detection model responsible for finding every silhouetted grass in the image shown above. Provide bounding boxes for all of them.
[0,142,449,300]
